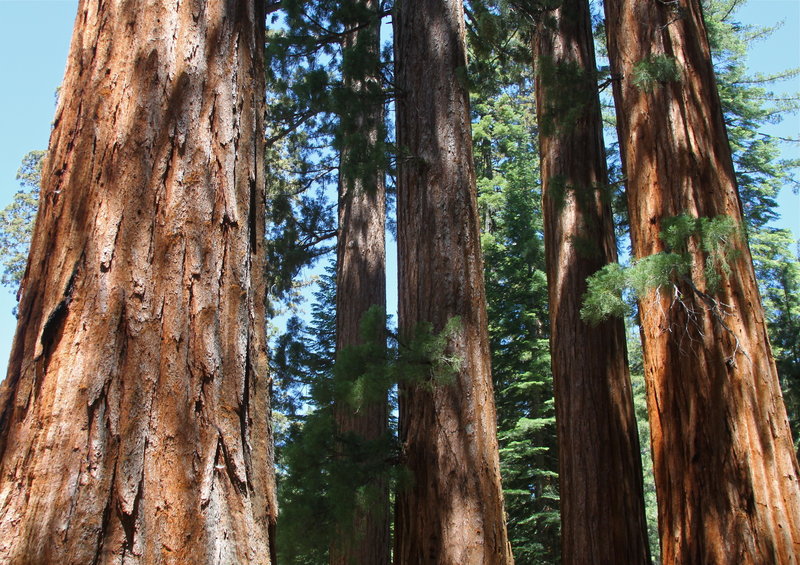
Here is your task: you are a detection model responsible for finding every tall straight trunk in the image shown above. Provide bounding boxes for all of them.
[533,1,651,562]
[331,0,390,562]
[393,0,513,562]
[0,1,276,563]
[604,0,800,562]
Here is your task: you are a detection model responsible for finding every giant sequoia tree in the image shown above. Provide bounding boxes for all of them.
[0,1,276,562]
[393,0,513,561]
[532,0,650,562]
[604,0,800,561]
[332,0,390,562]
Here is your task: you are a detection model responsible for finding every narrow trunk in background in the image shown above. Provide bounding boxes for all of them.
[533,1,651,562]
[393,0,513,562]
[331,0,390,562]
[0,0,276,563]
[605,0,800,562]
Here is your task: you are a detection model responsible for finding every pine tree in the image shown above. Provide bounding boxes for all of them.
[0,1,276,562]
[604,0,800,561]
[0,151,44,295]
[472,82,561,563]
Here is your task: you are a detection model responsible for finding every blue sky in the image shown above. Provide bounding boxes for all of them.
[0,0,798,370]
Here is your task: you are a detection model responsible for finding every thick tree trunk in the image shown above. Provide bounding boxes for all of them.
[605,1,800,562]
[533,1,651,562]
[0,1,276,563]
[393,0,513,562]
[331,0,390,563]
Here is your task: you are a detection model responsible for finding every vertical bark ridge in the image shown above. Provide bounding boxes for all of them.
[533,1,651,562]
[0,0,276,563]
[393,0,513,562]
[604,1,800,562]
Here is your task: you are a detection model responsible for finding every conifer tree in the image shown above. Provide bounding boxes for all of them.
[532,0,650,562]
[393,0,513,561]
[0,0,275,562]
[604,0,800,561]
[331,0,390,562]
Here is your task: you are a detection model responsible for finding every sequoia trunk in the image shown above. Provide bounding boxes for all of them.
[393,0,513,562]
[331,0,390,562]
[0,1,276,563]
[533,1,651,562]
[605,0,800,562]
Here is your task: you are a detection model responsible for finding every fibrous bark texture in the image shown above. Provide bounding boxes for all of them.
[393,0,513,562]
[0,0,276,563]
[331,0,390,562]
[605,0,800,562]
[533,1,651,562]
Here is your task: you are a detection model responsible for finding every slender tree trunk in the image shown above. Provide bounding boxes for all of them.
[533,1,651,562]
[331,0,390,562]
[0,1,276,563]
[393,0,513,562]
[604,1,800,562]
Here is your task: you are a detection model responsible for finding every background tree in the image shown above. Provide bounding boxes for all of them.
[604,0,800,561]
[0,0,276,562]
[331,0,391,561]
[0,151,43,296]
[470,66,562,563]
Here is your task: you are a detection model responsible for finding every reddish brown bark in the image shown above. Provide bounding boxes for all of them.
[605,0,800,562]
[0,1,276,563]
[330,0,390,562]
[393,0,512,562]
[533,1,651,562]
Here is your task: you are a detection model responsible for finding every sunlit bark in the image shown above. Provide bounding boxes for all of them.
[0,1,276,562]
[605,0,800,562]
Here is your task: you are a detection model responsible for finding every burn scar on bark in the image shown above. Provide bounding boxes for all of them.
[216,433,248,496]
[248,176,257,253]
[90,462,118,565]
[35,259,82,368]
[118,461,144,557]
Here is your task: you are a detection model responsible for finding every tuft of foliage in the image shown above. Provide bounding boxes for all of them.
[581,214,742,324]
[394,317,464,390]
[631,54,681,92]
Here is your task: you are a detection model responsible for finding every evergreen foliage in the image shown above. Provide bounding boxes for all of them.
[581,214,742,324]
[272,264,479,561]
[0,151,43,295]
[631,54,681,92]
[273,265,396,563]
